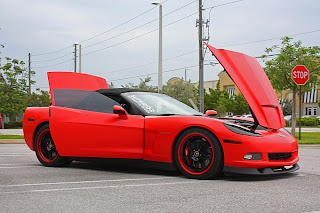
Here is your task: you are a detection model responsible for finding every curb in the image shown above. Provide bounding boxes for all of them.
[298,144,320,148]
[0,139,25,144]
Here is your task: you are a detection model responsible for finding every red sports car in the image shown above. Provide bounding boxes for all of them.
[23,44,299,179]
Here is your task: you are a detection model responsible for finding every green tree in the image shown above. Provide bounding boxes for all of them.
[0,57,35,120]
[229,94,250,115]
[281,99,292,116]
[162,79,199,107]
[263,37,320,134]
[122,76,157,92]
[204,81,229,113]
[204,81,249,116]
[25,89,51,107]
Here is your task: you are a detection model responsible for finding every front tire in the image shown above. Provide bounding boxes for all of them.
[34,124,72,167]
[174,128,223,179]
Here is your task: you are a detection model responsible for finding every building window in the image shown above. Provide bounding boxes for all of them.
[305,107,318,116]
[226,86,235,98]
[313,107,318,116]
[305,107,312,116]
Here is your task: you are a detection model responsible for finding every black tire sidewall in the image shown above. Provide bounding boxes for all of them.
[34,124,72,167]
[174,128,223,179]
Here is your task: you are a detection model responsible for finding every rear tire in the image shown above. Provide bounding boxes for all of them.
[174,128,223,179]
[34,124,72,167]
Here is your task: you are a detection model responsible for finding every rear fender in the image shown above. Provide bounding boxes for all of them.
[23,107,49,151]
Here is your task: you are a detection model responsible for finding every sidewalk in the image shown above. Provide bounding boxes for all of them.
[0,139,25,144]
[0,129,24,135]
[284,127,320,132]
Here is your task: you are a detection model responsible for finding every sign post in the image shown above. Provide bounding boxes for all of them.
[291,65,309,140]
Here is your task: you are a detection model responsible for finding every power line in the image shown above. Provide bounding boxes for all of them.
[83,0,247,56]
[32,46,73,57]
[204,0,245,10]
[221,29,320,48]
[109,65,199,82]
[29,1,167,57]
[83,12,198,56]
[27,0,246,62]
[32,59,73,69]
[92,27,320,75]
[31,28,319,70]
[83,0,197,50]
[18,55,29,62]
[92,50,197,75]
[32,52,73,63]
[109,53,285,83]
[80,0,170,44]
[31,53,278,88]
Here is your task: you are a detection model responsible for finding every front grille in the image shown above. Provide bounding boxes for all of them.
[268,152,292,160]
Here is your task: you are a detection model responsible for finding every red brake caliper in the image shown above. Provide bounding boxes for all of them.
[185,147,191,166]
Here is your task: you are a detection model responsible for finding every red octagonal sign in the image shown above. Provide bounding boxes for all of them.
[291,65,309,85]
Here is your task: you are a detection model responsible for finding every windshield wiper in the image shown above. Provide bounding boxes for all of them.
[155,113,179,116]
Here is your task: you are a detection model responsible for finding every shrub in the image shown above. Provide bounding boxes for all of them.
[5,121,23,129]
[285,120,291,127]
[296,117,319,126]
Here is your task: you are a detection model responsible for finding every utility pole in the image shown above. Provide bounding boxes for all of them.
[185,68,190,82]
[198,0,204,113]
[79,44,82,73]
[74,43,78,73]
[158,4,163,91]
[28,53,31,94]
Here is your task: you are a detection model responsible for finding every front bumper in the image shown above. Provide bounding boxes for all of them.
[223,163,300,175]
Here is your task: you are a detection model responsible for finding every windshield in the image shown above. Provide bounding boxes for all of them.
[123,92,202,116]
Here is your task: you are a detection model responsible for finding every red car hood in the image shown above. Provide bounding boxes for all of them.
[206,43,285,129]
[48,72,108,105]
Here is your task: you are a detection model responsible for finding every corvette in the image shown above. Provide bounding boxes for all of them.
[23,44,299,179]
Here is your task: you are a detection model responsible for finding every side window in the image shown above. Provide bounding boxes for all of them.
[53,89,119,113]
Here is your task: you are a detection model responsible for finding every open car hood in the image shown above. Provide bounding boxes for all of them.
[206,43,285,129]
[48,72,108,105]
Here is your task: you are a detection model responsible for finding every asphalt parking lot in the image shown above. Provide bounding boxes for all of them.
[0,144,319,213]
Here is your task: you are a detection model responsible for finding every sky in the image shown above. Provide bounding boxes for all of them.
[1,0,320,91]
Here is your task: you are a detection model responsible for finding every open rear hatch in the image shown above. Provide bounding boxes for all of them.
[205,43,285,130]
[47,72,108,105]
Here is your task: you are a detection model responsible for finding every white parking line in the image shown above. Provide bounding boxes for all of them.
[0,177,176,188]
[0,153,31,155]
[0,163,33,166]
[0,166,40,169]
[0,180,197,195]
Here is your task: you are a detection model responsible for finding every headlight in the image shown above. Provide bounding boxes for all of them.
[223,122,261,137]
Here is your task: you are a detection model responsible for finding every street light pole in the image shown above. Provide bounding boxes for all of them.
[152,1,163,91]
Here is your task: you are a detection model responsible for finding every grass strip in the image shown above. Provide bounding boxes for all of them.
[0,135,24,139]
[295,132,320,144]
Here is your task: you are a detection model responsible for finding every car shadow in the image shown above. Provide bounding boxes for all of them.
[66,159,181,177]
[64,159,298,181]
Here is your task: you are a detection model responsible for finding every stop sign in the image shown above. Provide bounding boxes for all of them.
[291,65,309,85]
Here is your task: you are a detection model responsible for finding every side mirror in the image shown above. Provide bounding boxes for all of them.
[113,105,128,120]
[205,110,217,117]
